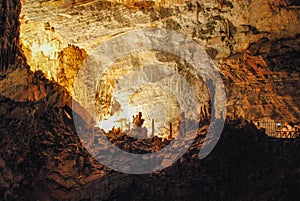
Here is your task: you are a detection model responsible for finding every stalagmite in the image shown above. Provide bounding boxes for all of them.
[196,2,199,21]
[169,122,172,138]
[152,119,155,137]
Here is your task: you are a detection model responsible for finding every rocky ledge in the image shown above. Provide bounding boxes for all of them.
[0,89,299,200]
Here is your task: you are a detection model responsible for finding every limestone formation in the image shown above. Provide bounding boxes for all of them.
[0,0,299,200]
[18,0,300,124]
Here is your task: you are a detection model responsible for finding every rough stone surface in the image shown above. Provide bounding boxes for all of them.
[219,53,300,121]
[0,0,26,76]
[93,51,210,137]
[0,0,300,200]
[18,0,300,122]
[1,96,299,200]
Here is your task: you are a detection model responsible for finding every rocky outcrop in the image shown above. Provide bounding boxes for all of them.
[219,53,300,121]
[0,95,106,200]
[1,98,299,201]
[0,0,299,200]
[95,120,300,201]
[248,36,300,73]
[58,44,87,95]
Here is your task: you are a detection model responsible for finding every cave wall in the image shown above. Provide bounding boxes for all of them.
[0,1,100,199]
[93,51,210,137]
[18,0,300,123]
[0,0,297,122]
[0,0,26,77]
[20,0,300,57]
[0,1,299,200]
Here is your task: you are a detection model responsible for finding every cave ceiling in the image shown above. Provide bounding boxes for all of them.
[18,0,300,125]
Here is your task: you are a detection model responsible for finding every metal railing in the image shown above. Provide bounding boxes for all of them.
[255,121,300,138]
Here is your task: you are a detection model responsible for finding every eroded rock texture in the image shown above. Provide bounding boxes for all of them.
[1,98,299,200]
[0,0,299,201]
[19,0,300,121]
[0,0,26,76]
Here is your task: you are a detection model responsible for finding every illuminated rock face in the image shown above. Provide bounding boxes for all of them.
[20,19,87,95]
[19,0,300,128]
[94,51,209,137]
[58,45,87,94]
[219,54,300,122]
[20,0,300,57]
[1,1,300,198]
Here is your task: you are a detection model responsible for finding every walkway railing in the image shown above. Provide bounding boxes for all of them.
[255,121,300,138]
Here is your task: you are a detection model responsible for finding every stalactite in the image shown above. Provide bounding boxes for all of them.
[196,1,200,21]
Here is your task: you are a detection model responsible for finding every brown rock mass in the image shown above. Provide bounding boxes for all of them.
[0,0,299,200]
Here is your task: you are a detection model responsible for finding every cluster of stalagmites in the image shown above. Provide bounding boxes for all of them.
[1,91,299,200]
[85,108,211,156]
